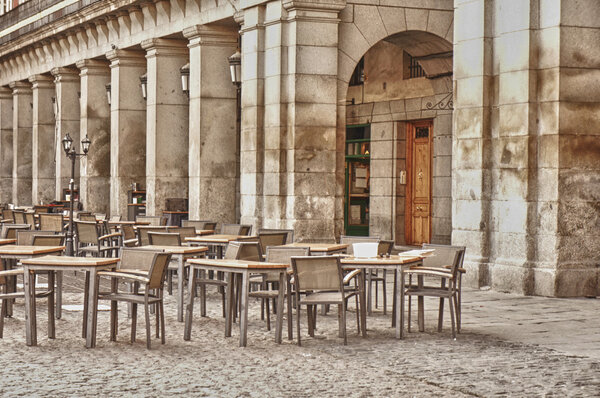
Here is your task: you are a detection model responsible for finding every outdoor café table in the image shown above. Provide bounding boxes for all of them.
[0,245,64,318]
[340,255,423,339]
[142,245,208,322]
[0,238,16,245]
[279,242,349,255]
[185,235,254,258]
[195,229,215,236]
[20,255,118,348]
[184,258,288,347]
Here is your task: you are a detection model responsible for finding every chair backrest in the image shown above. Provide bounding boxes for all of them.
[258,231,288,254]
[182,220,216,230]
[175,226,197,240]
[224,241,262,261]
[13,211,26,224]
[75,221,99,245]
[422,243,466,277]
[221,223,243,235]
[258,228,294,244]
[34,206,50,214]
[118,248,171,289]
[147,252,172,289]
[266,246,310,265]
[79,214,97,222]
[291,256,343,292]
[136,215,162,226]
[16,230,55,245]
[39,214,64,232]
[340,235,380,255]
[378,240,394,256]
[148,232,181,246]
[32,234,65,246]
[1,209,14,222]
[25,212,36,228]
[121,224,137,241]
[1,224,31,239]
[138,227,168,246]
[240,224,252,236]
[110,215,122,222]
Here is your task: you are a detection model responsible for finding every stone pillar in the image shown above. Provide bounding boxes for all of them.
[10,81,33,205]
[280,0,345,241]
[29,74,55,205]
[141,39,189,216]
[183,26,238,222]
[77,59,111,215]
[239,6,265,228]
[452,0,493,287]
[0,87,12,203]
[106,50,146,219]
[51,67,80,200]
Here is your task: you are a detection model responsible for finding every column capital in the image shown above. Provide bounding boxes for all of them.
[76,59,111,76]
[28,74,54,90]
[9,81,32,94]
[0,86,13,99]
[106,49,147,67]
[141,38,188,57]
[183,25,238,47]
[282,0,346,12]
[50,67,80,83]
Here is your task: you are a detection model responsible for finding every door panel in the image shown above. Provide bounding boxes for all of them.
[405,120,432,245]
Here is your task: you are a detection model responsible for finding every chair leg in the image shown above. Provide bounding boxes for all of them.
[0,296,5,338]
[286,279,293,341]
[307,305,314,337]
[265,297,271,331]
[155,298,160,338]
[407,295,412,333]
[449,295,456,339]
[144,298,151,349]
[382,270,387,315]
[337,304,343,338]
[160,298,166,344]
[167,270,173,295]
[438,298,445,332]
[354,291,360,335]
[296,301,302,346]
[130,303,137,343]
[342,301,347,345]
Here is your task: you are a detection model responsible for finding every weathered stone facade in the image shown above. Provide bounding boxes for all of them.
[0,0,597,297]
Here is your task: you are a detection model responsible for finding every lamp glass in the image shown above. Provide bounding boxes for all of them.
[62,133,73,154]
[81,135,91,154]
[140,74,147,100]
[228,50,241,85]
[180,63,190,93]
[105,83,111,105]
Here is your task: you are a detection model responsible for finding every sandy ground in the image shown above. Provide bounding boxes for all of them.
[1,273,599,397]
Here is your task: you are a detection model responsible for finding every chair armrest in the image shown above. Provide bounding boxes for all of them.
[343,269,361,284]
[410,265,450,272]
[116,269,148,276]
[404,268,453,279]
[99,232,121,241]
[0,268,25,277]
[97,271,150,284]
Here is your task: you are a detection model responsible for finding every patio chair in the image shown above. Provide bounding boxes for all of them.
[0,224,31,239]
[79,213,97,222]
[220,223,244,235]
[137,227,168,246]
[248,246,309,337]
[257,231,288,257]
[120,224,138,247]
[32,234,66,246]
[258,228,294,244]
[74,221,120,257]
[182,220,217,231]
[291,256,362,345]
[148,232,181,246]
[403,244,465,338]
[170,226,197,241]
[16,230,55,245]
[39,214,64,232]
[97,248,172,349]
[12,211,26,224]
[1,209,14,222]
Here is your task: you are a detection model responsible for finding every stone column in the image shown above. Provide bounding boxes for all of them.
[239,6,265,228]
[10,81,33,205]
[77,59,111,215]
[141,39,189,216]
[183,26,238,222]
[29,74,55,205]
[51,67,80,200]
[280,0,345,241]
[106,50,146,219]
[0,87,12,203]
[452,0,493,287]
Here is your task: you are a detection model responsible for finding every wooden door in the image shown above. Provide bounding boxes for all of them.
[405,120,432,245]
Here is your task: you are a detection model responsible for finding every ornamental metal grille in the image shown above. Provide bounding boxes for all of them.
[415,127,429,139]
[409,55,425,79]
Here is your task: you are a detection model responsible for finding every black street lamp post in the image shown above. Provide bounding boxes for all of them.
[62,133,91,256]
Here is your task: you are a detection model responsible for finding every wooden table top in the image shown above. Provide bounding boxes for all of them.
[21,255,119,266]
[187,258,287,270]
[280,242,349,252]
[185,234,252,244]
[0,245,65,255]
[109,220,151,225]
[340,255,422,265]
[0,238,16,245]
[141,245,208,254]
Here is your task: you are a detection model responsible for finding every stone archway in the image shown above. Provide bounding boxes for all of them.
[335,3,454,242]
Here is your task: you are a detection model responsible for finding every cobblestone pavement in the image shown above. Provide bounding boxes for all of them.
[0,273,599,397]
